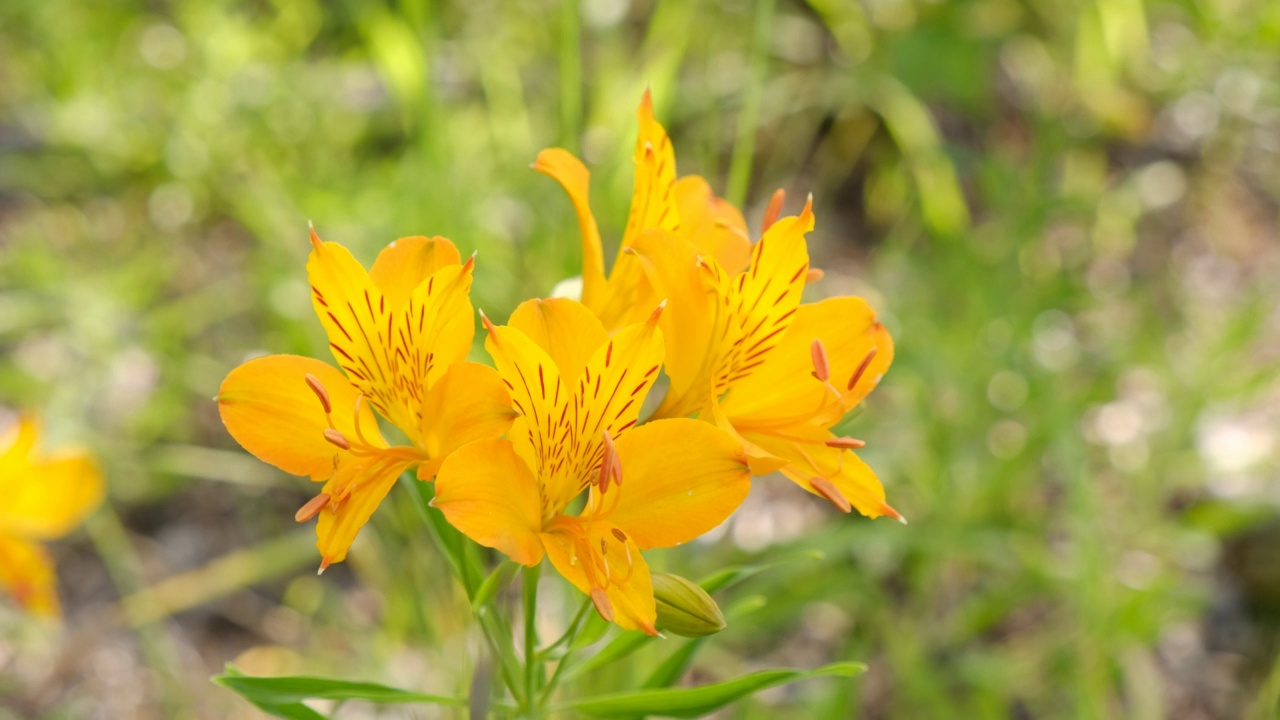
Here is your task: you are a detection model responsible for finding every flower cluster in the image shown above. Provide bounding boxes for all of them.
[217,91,897,634]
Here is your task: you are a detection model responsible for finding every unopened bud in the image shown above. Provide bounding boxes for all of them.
[652,572,727,638]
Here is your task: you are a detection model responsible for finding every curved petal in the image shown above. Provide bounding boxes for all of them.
[508,297,607,382]
[606,418,751,549]
[416,362,518,479]
[313,456,414,568]
[0,452,103,540]
[721,296,894,429]
[0,416,39,465]
[481,316,569,493]
[369,236,462,308]
[433,438,546,566]
[307,230,475,439]
[402,261,478,390]
[745,430,896,520]
[541,521,657,634]
[533,148,606,308]
[711,203,812,393]
[674,175,751,275]
[0,535,58,616]
[620,89,680,250]
[630,230,722,419]
[218,354,385,481]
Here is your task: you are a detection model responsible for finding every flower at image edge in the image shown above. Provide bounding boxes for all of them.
[217,230,516,570]
[432,298,752,633]
[0,417,104,617]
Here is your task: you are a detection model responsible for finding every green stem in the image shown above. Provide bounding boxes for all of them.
[559,0,583,151]
[538,600,593,709]
[522,563,542,713]
[725,0,777,208]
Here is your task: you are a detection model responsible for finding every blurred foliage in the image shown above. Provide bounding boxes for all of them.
[2,0,1280,718]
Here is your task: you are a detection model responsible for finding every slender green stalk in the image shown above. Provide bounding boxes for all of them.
[725,0,777,208]
[522,563,542,714]
[559,0,583,151]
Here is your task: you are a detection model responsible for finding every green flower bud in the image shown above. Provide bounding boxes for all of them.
[652,572,727,638]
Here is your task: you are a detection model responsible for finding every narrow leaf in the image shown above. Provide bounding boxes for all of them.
[213,666,466,707]
[557,662,866,718]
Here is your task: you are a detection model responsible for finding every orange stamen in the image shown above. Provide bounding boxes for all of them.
[762,188,786,232]
[590,587,614,622]
[304,374,332,414]
[810,339,830,382]
[805,268,825,283]
[294,492,331,523]
[323,428,351,450]
[611,528,627,543]
[847,347,879,391]
[598,430,617,492]
[825,436,866,449]
[809,477,852,513]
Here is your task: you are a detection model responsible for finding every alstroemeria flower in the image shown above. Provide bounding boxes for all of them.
[0,416,103,616]
[217,230,516,570]
[533,90,751,332]
[432,298,752,633]
[630,201,901,522]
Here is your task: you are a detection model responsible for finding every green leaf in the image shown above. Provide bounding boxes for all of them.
[213,666,466,712]
[557,662,867,717]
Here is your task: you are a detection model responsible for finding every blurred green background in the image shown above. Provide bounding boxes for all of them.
[3,0,1280,717]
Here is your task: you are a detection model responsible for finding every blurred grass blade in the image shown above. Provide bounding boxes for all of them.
[214,666,467,708]
[557,662,867,717]
[864,75,970,236]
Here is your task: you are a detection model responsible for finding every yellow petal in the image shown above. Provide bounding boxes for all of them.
[605,418,751,549]
[508,297,607,382]
[218,354,385,481]
[0,534,59,617]
[401,260,478,391]
[746,431,895,520]
[541,521,657,634]
[314,456,414,568]
[433,438,546,566]
[702,396,788,476]
[712,203,812,393]
[593,251,665,332]
[620,89,680,250]
[416,362,517,479]
[720,296,893,429]
[307,230,475,439]
[533,148,607,309]
[629,230,722,419]
[0,416,39,464]
[0,452,103,540]
[481,315,569,489]
[674,175,751,275]
[369,236,462,309]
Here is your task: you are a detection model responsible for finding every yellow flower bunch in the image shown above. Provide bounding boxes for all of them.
[216,91,898,633]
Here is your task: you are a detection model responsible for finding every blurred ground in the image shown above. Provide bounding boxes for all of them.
[2,0,1280,718]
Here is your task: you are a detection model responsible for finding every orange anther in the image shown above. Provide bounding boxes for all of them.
[809,477,851,513]
[590,587,615,623]
[611,528,628,543]
[805,268,825,283]
[825,436,866,449]
[323,428,351,450]
[810,339,830,382]
[598,430,617,492]
[294,492,331,523]
[762,188,786,232]
[847,347,879,391]
[304,374,332,414]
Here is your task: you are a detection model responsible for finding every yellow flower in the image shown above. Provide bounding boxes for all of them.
[533,90,752,332]
[432,298,752,633]
[537,90,900,521]
[0,417,104,617]
[632,202,902,522]
[217,230,516,570]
